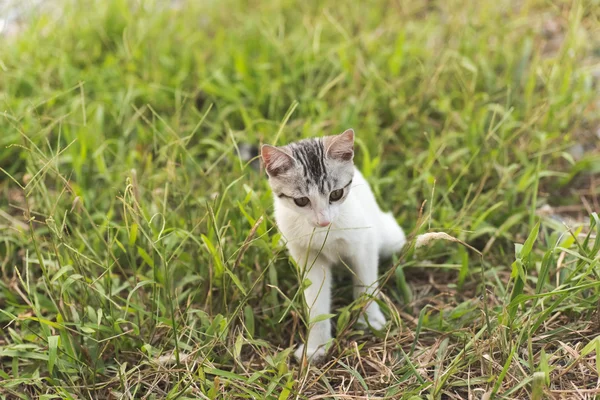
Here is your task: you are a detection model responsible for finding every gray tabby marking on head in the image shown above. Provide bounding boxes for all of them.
[288,138,330,194]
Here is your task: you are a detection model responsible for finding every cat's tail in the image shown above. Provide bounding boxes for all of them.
[378,211,406,260]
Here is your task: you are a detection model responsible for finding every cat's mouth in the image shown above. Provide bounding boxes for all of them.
[312,221,332,229]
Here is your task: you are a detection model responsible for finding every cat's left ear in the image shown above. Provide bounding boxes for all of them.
[325,129,354,161]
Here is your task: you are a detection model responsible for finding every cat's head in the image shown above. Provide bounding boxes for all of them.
[261,129,355,228]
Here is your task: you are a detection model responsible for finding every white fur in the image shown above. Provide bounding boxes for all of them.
[274,167,406,362]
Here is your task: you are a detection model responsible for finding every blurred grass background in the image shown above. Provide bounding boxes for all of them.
[1,0,599,398]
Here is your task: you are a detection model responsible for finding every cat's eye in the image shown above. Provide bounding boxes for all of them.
[329,189,344,202]
[294,197,310,207]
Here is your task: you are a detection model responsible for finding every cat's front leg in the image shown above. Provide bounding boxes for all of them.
[292,251,333,362]
[351,248,387,330]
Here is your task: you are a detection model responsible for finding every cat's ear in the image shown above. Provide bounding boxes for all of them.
[261,145,295,177]
[325,129,354,161]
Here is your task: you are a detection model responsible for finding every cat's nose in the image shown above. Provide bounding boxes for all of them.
[317,220,331,227]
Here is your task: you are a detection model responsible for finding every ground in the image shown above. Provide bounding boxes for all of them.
[1,0,600,398]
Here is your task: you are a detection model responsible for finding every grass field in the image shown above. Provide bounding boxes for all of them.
[1,0,600,398]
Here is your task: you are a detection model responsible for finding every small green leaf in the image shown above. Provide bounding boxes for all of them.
[206,314,225,338]
[243,305,255,337]
[337,360,369,392]
[581,335,600,356]
[62,274,84,293]
[535,249,553,294]
[515,258,527,284]
[225,269,247,296]
[137,247,154,268]
[278,375,293,400]
[531,371,545,400]
[514,243,524,259]
[234,333,244,360]
[457,246,469,288]
[0,349,48,361]
[201,234,224,279]
[492,345,516,395]
[204,367,246,381]
[596,339,600,378]
[521,220,540,258]
[237,202,256,226]
[310,313,335,325]
[395,265,412,303]
[48,335,60,374]
[410,306,429,356]
[129,223,138,246]
[25,317,62,329]
[51,265,73,283]
[539,349,550,386]
[336,308,350,333]
[510,260,519,279]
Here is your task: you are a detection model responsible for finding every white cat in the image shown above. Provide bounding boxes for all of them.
[261,129,406,362]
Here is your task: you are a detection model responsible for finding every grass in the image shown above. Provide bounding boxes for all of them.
[0,0,599,398]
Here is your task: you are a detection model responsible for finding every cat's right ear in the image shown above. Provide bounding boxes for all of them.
[261,145,295,177]
[324,129,354,161]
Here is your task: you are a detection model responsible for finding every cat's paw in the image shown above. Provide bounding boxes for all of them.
[357,308,387,331]
[294,344,327,363]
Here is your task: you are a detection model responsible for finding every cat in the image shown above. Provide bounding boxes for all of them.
[261,129,406,362]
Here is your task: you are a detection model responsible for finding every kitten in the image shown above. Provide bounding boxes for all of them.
[261,129,406,362]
